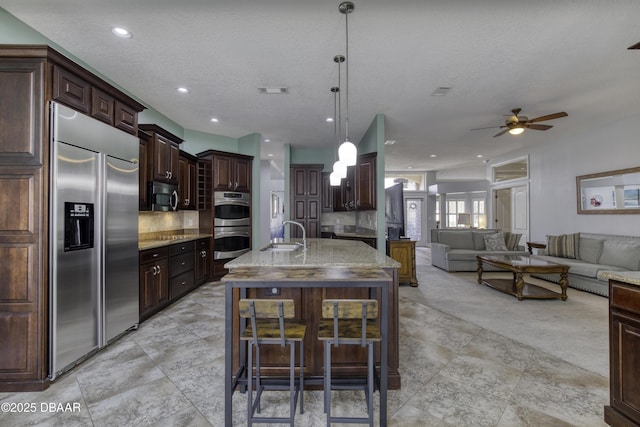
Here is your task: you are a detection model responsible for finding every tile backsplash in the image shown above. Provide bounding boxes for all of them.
[139,211,199,234]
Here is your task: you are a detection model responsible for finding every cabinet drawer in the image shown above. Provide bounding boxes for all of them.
[169,241,195,256]
[170,251,194,277]
[196,238,210,251]
[611,280,640,316]
[170,271,195,300]
[139,247,169,264]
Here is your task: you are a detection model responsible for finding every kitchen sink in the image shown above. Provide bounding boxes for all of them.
[260,242,301,252]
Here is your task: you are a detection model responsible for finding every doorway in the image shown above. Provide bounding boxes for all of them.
[404,195,427,246]
[493,185,529,245]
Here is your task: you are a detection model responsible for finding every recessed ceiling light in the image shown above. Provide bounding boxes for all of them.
[210,117,219,123]
[111,27,132,39]
[384,140,396,145]
[267,153,274,157]
[264,139,270,143]
[258,87,289,94]
[407,166,413,169]
[326,117,334,123]
[429,154,437,158]
[476,155,483,158]
[176,87,190,94]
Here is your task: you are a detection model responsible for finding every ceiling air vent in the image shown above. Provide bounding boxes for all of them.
[258,87,289,94]
[431,86,453,96]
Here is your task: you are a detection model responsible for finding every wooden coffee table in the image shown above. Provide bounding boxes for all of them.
[476,254,570,301]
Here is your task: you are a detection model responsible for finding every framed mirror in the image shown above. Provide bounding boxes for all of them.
[576,166,640,214]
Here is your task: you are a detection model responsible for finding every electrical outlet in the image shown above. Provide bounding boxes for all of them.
[264,287,281,296]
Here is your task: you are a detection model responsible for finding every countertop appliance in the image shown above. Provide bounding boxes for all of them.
[49,102,139,378]
[149,181,179,211]
[214,191,251,259]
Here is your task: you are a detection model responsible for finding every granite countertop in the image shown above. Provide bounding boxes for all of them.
[138,232,212,251]
[599,271,640,286]
[224,238,400,269]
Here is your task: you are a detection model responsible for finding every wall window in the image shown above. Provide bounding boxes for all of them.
[446,200,466,227]
[472,198,487,228]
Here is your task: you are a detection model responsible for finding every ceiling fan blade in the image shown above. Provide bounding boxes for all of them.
[527,112,568,123]
[493,129,509,138]
[526,124,553,131]
[471,125,501,130]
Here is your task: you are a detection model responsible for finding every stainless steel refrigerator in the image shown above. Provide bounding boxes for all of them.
[49,102,139,378]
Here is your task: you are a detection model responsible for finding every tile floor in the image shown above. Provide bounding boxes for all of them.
[0,249,609,426]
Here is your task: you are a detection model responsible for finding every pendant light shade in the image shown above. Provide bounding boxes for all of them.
[329,171,342,186]
[338,138,357,166]
[332,159,347,179]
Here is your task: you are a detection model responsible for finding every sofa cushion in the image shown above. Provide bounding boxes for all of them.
[504,232,523,251]
[447,249,525,262]
[438,230,474,249]
[472,230,497,250]
[484,232,508,251]
[578,238,604,264]
[599,240,640,270]
[546,233,579,259]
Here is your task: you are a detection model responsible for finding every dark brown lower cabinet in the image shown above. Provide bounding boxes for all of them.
[195,238,211,285]
[139,247,170,321]
[605,279,640,427]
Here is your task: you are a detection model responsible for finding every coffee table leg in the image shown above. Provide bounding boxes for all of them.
[477,258,483,284]
[515,272,525,301]
[559,271,568,301]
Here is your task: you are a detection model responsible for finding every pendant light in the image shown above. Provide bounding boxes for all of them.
[338,1,357,167]
[330,85,345,185]
[331,55,347,183]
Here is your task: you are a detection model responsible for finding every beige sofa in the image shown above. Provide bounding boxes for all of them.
[530,232,640,297]
[430,229,528,272]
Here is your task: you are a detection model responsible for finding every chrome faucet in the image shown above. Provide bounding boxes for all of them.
[282,220,306,251]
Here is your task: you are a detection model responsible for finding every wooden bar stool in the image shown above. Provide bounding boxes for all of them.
[318,299,381,427]
[239,299,306,426]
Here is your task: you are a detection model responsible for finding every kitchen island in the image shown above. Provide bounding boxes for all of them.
[222,238,400,426]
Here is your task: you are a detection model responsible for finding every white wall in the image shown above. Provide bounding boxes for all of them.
[489,113,640,241]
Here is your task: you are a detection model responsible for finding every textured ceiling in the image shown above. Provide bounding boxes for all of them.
[1,0,639,172]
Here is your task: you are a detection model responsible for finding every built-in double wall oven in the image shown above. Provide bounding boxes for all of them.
[214,191,251,260]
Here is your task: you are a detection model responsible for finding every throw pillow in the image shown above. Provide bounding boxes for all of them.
[578,238,604,263]
[599,240,640,270]
[504,232,522,251]
[472,230,497,250]
[546,233,579,259]
[484,232,508,251]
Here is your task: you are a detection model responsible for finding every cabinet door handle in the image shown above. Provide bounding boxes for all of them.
[228,181,232,188]
[153,253,159,258]
[181,281,187,286]
[152,266,157,275]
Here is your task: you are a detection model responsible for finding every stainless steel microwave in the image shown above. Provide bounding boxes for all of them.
[148,181,179,211]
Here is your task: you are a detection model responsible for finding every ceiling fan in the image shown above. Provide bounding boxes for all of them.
[473,108,568,137]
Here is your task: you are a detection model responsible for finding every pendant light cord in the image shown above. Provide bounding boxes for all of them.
[344,9,350,141]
